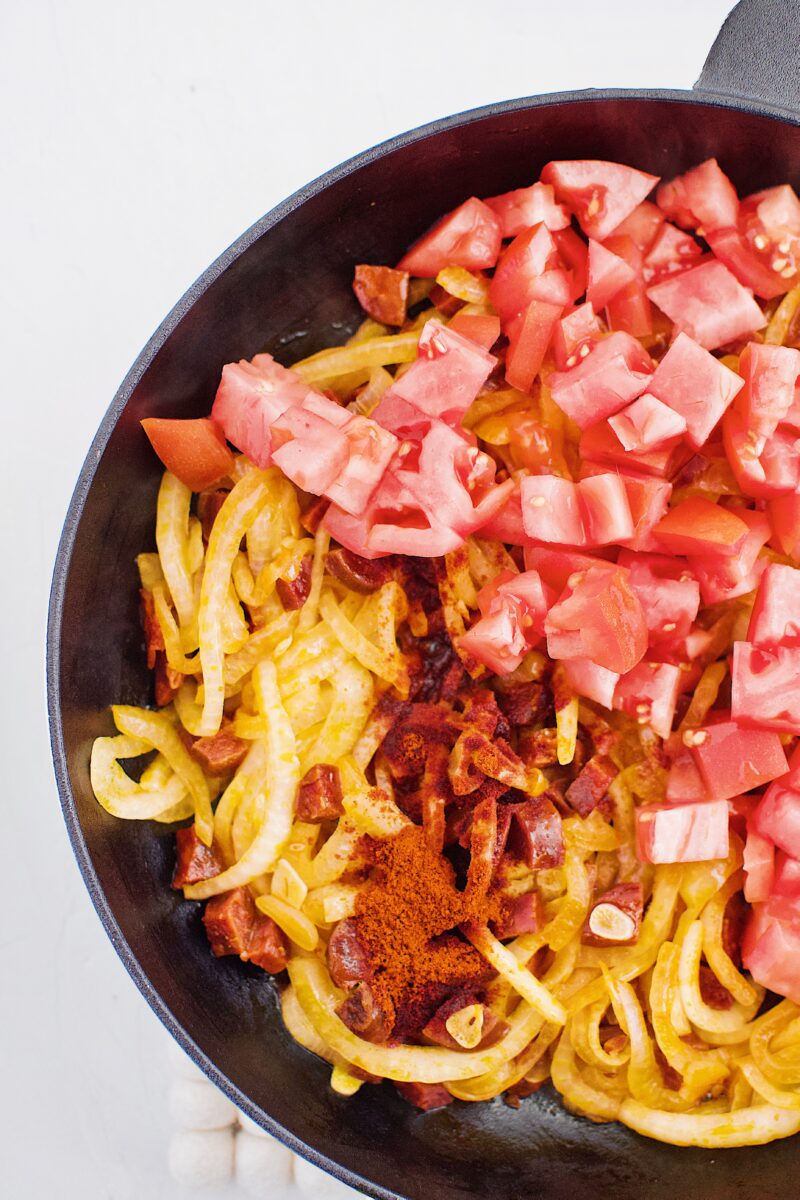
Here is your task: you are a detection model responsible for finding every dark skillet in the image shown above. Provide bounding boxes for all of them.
[47,2,800,1196]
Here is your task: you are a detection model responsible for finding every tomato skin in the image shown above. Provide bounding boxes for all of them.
[549,331,653,430]
[653,495,749,557]
[647,260,765,352]
[585,239,636,310]
[396,197,502,276]
[352,264,409,326]
[483,182,569,237]
[608,393,687,452]
[690,720,788,803]
[768,492,800,557]
[541,160,659,241]
[544,565,647,675]
[731,642,800,734]
[687,508,770,605]
[613,660,682,738]
[743,824,775,902]
[504,300,562,392]
[141,418,234,492]
[447,312,501,350]
[636,799,729,864]
[656,158,739,233]
[748,562,800,648]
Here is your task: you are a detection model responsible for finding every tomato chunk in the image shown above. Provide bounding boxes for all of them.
[541,160,659,241]
[608,393,687,452]
[733,342,800,454]
[459,605,528,675]
[447,312,501,350]
[549,331,653,429]
[520,476,584,545]
[616,473,672,552]
[636,800,729,864]
[579,420,688,479]
[613,660,681,738]
[603,234,653,338]
[642,222,702,283]
[552,303,603,369]
[687,507,770,605]
[211,352,316,467]
[586,239,636,310]
[271,405,351,493]
[352,264,409,326]
[505,299,562,392]
[666,751,708,804]
[656,159,739,233]
[654,495,749,558]
[561,658,620,708]
[578,473,635,545]
[489,224,561,321]
[773,851,800,899]
[689,720,787,802]
[647,261,765,352]
[742,907,800,1005]
[141,418,233,492]
[483,182,569,237]
[769,492,800,557]
[523,545,612,592]
[748,562,800,648]
[618,550,700,643]
[731,642,800,734]
[397,197,502,276]
[743,824,775,903]
[387,321,495,426]
[611,200,665,254]
[545,565,647,674]
[755,782,800,857]
[707,227,796,300]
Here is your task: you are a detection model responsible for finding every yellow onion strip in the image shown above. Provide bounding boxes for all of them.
[185,659,299,897]
[701,871,759,1008]
[463,924,566,1025]
[550,1028,621,1122]
[112,705,213,844]
[291,330,419,385]
[90,733,191,821]
[740,1059,800,1110]
[678,922,763,1035]
[617,1097,800,1147]
[650,943,728,1103]
[301,660,373,774]
[750,1000,800,1086]
[288,956,544,1083]
[155,472,195,633]
[198,470,274,735]
[319,590,400,685]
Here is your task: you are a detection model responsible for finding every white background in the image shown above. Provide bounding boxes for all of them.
[2,1,735,1197]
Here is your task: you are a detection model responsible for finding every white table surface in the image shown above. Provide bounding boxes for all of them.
[2,1,735,1195]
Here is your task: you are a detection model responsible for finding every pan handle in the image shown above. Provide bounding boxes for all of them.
[695,0,800,112]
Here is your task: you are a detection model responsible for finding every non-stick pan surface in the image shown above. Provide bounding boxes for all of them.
[47,2,800,1196]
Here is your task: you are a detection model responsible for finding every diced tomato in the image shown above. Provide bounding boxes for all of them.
[505,300,562,392]
[352,264,409,326]
[666,751,708,804]
[618,550,700,643]
[549,331,653,429]
[687,507,770,604]
[642,222,702,283]
[141,417,234,492]
[737,184,800,292]
[654,495,749,557]
[545,565,647,674]
[733,342,800,453]
[769,492,800,557]
[396,197,502,276]
[552,303,603,369]
[479,568,553,637]
[478,488,537,546]
[743,824,775,902]
[579,420,688,478]
[723,410,800,499]
[731,641,800,734]
[271,405,351,493]
[773,851,800,899]
[211,352,315,467]
[636,799,729,864]
[520,475,584,545]
[707,227,796,300]
[483,182,570,237]
[602,233,653,339]
[690,719,787,802]
[586,239,636,310]
[552,228,589,299]
[388,321,495,425]
[647,261,765,352]
[541,160,659,241]
[614,660,681,738]
[459,605,528,674]
[755,781,800,857]
[561,657,620,708]
[523,545,612,592]
[748,562,800,648]
[447,312,501,350]
[324,414,399,516]
[742,906,800,1005]
[505,413,558,473]
[609,393,687,452]
[611,201,665,254]
[489,224,562,321]
[654,624,715,667]
[578,473,635,545]
[656,159,739,233]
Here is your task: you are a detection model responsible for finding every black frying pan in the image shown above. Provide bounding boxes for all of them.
[47,2,800,1196]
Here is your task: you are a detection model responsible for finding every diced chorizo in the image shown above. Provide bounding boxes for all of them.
[465,796,498,900]
[295,763,344,822]
[154,653,183,706]
[353,264,409,327]
[506,795,565,869]
[197,488,230,542]
[336,982,391,1043]
[327,918,373,989]
[504,1078,545,1108]
[325,547,393,593]
[245,912,289,974]
[394,1081,453,1111]
[698,964,734,1010]
[300,495,330,534]
[518,727,559,768]
[140,588,164,670]
[449,731,528,795]
[722,891,748,968]
[172,826,223,889]
[187,721,248,776]
[565,754,617,818]
[582,882,643,947]
[491,891,545,941]
[276,554,312,610]
[496,682,550,728]
[202,887,288,974]
[654,1043,682,1092]
[422,989,508,1050]
[381,705,456,781]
